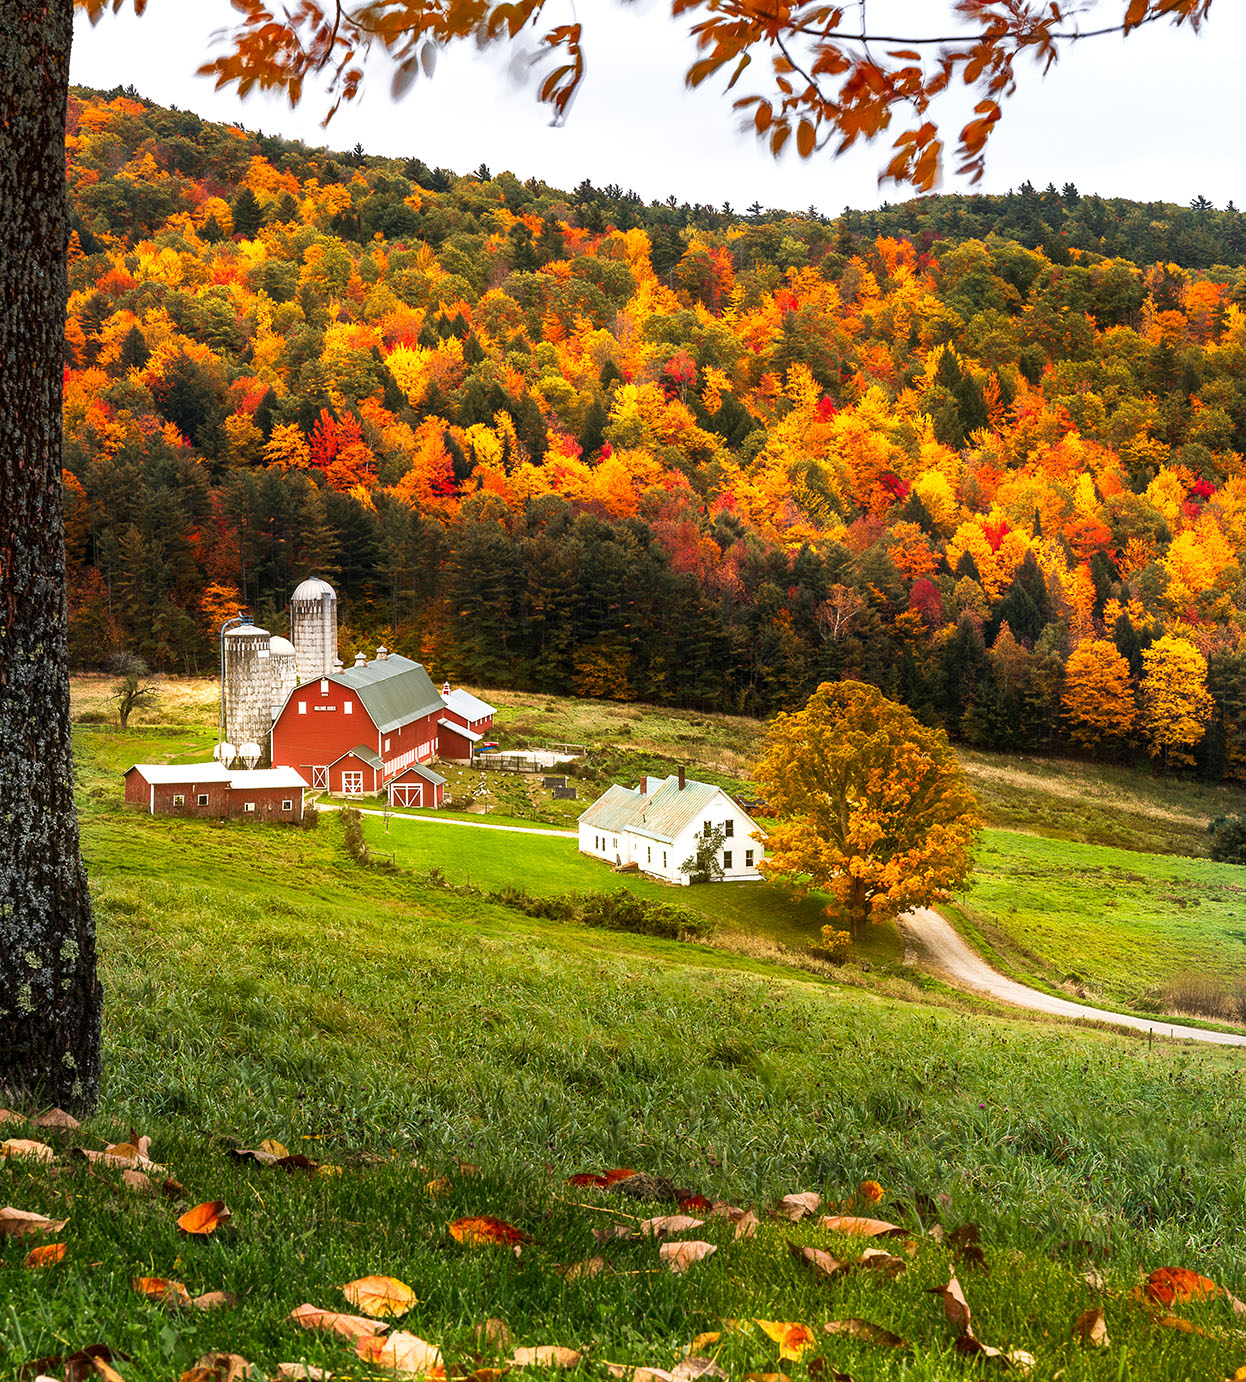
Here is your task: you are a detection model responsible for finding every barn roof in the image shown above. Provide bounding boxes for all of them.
[330,744,384,770]
[333,654,444,734]
[438,717,482,743]
[444,687,496,720]
[125,762,231,785]
[391,762,447,786]
[228,767,309,790]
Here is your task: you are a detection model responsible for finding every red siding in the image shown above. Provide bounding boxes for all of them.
[438,722,476,762]
[272,677,379,788]
[379,709,440,779]
[124,770,228,817]
[329,753,380,796]
[225,786,304,822]
[441,706,494,735]
[387,770,445,809]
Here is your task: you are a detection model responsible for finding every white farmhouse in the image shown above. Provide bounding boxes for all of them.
[577,770,766,884]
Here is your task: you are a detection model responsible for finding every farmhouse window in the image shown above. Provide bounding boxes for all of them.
[298,701,307,715]
[281,800,293,811]
[172,794,185,806]
[344,701,353,715]
[723,851,733,869]
[724,819,734,837]
[244,802,256,813]
[746,850,754,867]
[197,793,209,806]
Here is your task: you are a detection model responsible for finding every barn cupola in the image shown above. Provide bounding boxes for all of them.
[442,680,451,697]
[377,645,389,662]
[332,657,344,674]
[354,651,367,668]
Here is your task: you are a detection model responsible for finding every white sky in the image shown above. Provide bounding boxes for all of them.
[70,1,1243,217]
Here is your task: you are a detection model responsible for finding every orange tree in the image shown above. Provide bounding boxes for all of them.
[753,681,980,940]
[1061,638,1137,752]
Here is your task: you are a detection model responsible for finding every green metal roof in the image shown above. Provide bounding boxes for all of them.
[334,655,444,735]
[392,762,447,787]
[578,783,646,834]
[332,744,384,770]
[578,774,755,846]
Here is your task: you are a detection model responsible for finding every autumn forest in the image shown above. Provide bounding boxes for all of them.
[64,88,1246,778]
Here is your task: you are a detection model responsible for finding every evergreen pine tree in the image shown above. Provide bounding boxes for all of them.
[579,399,607,458]
[118,324,150,372]
[231,186,264,238]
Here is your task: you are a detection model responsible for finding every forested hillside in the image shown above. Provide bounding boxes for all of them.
[63,89,1246,777]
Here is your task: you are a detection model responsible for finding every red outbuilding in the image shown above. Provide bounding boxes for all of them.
[439,684,497,738]
[271,651,444,791]
[124,764,308,821]
[386,762,447,809]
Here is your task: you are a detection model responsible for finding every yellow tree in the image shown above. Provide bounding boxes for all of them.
[753,681,979,940]
[1061,639,1136,751]
[1140,635,1214,768]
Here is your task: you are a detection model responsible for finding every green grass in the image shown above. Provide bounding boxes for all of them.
[957,829,1246,1021]
[27,683,1246,1380]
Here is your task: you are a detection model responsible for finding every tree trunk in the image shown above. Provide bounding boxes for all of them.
[0,1,101,1110]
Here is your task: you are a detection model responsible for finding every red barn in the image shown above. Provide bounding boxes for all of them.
[271,651,445,792]
[124,764,308,821]
[124,763,230,816]
[439,684,497,737]
[386,762,446,808]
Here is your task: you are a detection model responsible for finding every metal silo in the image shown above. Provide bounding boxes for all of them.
[268,634,299,718]
[223,624,273,756]
[290,576,338,682]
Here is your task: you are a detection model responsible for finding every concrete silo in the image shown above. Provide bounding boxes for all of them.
[223,624,273,757]
[268,634,299,718]
[290,576,338,682]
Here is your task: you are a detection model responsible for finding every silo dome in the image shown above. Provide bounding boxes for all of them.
[291,577,337,602]
[269,635,296,656]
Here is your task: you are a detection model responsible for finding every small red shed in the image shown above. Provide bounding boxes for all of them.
[437,717,481,764]
[124,763,230,816]
[326,745,383,796]
[386,762,447,809]
[225,768,309,822]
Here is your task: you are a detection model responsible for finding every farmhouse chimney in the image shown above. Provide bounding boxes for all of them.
[678,766,686,791]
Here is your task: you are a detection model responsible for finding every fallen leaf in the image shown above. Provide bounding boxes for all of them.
[274,1368,331,1381]
[0,1206,68,1237]
[74,1145,166,1173]
[260,1138,289,1157]
[3,1138,54,1163]
[289,1303,388,1340]
[0,1108,23,1125]
[734,1210,759,1240]
[592,1225,633,1243]
[947,1223,988,1271]
[315,1164,342,1179]
[604,1365,673,1382]
[475,1319,512,1351]
[856,1247,906,1277]
[806,1364,854,1382]
[708,1203,747,1220]
[133,1276,192,1306]
[1083,1268,1107,1290]
[679,1196,713,1213]
[122,1170,153,1193]
[191,1291,238,1311]
[357,1331,444,1376]
[566,1173,608,1188]
[162,1177,185,1197]
[560,1256,608,1280]
[755,1320,816,1361]
[341,1275,418,1319]
[33,1108,81,1130]
[819,1215,906,1238]
[449,1216,530,1246]
[928,1275,972,1335]
[426,1178,451,1196]
[639,1215,704,1238]
[685,1333,721,1355]
[510,1347,581,1369]
[858,1180,885,1204]
[659,1240,717,1273]
[1155,1315,1207,1335]
[456,1159,481,1176]
[776,1192,821,1222]
[178,1201,231,1235]
[788,1240,843,1282]
[603,1169,637,1184]
[1073,1306,1109,1347]
[955,1338,1036,1372]
[24,1242,66,1268]
[823,1318,907,1348]
[669,1361,726,1382]
[1144,1266,1221,1306]
[88,1361,127,1382]
[179,1353,252,1382]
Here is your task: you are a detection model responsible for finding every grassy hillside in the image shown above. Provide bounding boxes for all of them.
[10,688,1245,1380]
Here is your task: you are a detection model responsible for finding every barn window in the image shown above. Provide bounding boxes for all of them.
[298,701,307,715]
[384,738,391,752]
[320,678,328,693]
[244,802,255,813]
[344,701,353,715]
[723,851,733,870]
[746,849,754,867]
[281,799,293,811]
[663,851,667,869]
[172,794,185,806]
[197,793,209,806]
[724,819,734,837]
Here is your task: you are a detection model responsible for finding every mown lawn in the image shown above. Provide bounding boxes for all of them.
[960,829,1246,1017]
[6,739,1246,1381]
